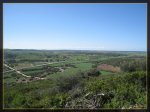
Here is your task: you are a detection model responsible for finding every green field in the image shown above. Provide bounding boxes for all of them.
[100,70,114,75]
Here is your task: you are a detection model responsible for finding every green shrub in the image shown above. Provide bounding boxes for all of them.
[56,75,80,92]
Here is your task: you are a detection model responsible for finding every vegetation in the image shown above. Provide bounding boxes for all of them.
[3,49,147,109]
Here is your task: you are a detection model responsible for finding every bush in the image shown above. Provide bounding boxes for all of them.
[39,93,68,108]
[83,69,101,78]
[120,60,146,72]
[56,74,81,92]
[84,71,146,108]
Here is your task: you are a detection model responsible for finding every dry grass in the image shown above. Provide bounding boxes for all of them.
[97,64,121,73]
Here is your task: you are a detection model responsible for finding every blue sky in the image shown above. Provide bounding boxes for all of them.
[4,3,147,51]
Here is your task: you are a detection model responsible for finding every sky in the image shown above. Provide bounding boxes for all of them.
[3,3,147,51]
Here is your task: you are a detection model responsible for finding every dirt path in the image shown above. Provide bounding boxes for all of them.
[4,64,31,78]
[4,64,47,80]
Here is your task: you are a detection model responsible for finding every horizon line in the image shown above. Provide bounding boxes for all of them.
[3,48,146,52]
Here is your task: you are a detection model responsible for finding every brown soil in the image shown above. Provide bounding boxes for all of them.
[97,64,121,73]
